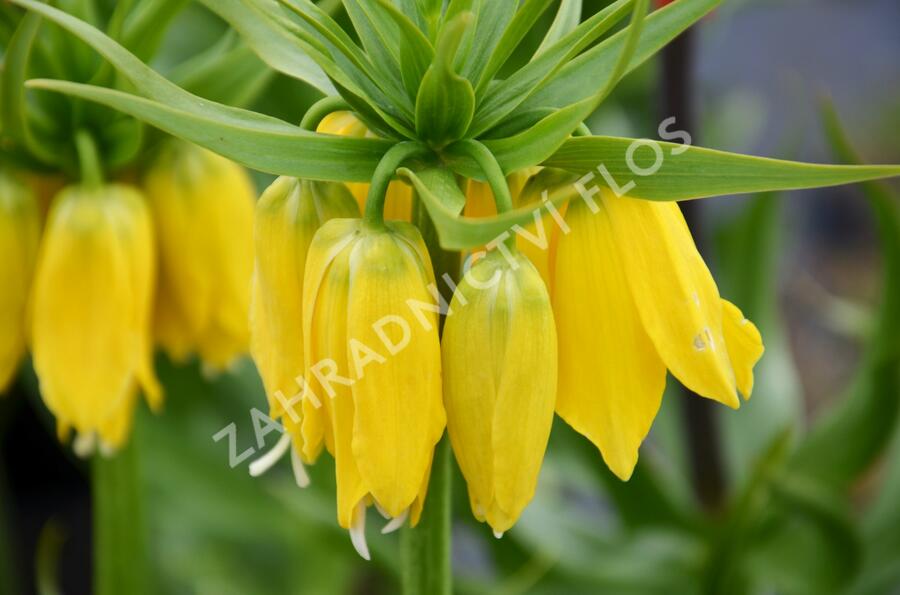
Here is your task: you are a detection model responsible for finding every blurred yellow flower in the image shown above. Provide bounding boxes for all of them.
[249,176,358,481]
[443,250,557,535]
[144,142,255,371]
[302,218,445,558]
[0,170,41,392]
[553,190,763,480]
[31,184,160,454]
[317,112,414,221]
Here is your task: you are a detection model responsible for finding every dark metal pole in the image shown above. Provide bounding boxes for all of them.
[659,22,728,512]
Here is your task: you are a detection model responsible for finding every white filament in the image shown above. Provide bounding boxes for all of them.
[248,432,291,477]
[493,530,504,539]
[381,508,408,534]
[72,432,96,459]
[350,501,371,561]
[290,445,311,488]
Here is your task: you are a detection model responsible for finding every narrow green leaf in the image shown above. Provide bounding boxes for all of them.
[524,0,721,110]
[28,79,391,182]
[342,0,404,85]
[469,0,633,137]
[121,0,189,62]
[193,0,334,94]
[0,12,58,165]
[171,37,273,108]
[536,0,583,56]
[474,0,555,96]
[455,0,515,82]
[400,165,577,250]
[542,136,900,200]
[373,0,435,98]
[415,13,475,146]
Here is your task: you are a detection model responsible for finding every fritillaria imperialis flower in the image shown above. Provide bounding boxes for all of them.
[143,142,255,370]
[31,183,160,454]
[0,170,40,392]
[301,218,445,559]
[248,176,358,482]
[553,190,763,480]
[443,250,557,535]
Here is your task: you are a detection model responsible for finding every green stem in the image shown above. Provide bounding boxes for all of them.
[92,438,149,595]
[400,194,459,595]
[298,95,352,131]
[363,141,428,225]
[74,129,103,188]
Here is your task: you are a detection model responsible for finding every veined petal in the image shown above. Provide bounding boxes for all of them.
[554,199,667,480]
[347,226,444,517]
[305,242,368,529]
[0,171,40,392]
[602,192,739,408]
[721,300,764,400]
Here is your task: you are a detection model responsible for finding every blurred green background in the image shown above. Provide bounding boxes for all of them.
[1,0,898,593]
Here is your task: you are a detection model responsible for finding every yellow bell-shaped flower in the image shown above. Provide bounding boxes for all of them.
[317,112,413,221]
[143,142,255,370]
[443,250,557,535]
[0,170,41,392]
[302,218,445,558]
[248,177,358,479]
[31,183,160,453]
[553,189,763,480]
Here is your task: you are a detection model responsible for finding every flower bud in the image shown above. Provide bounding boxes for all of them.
[0,170,41,392]
[443,250,557,534]
[302,218,445,554]
[143,142,255,370]
[31,184,160,452]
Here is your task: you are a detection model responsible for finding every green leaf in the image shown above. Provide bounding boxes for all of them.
[415,13,475,147]
[171,37,274,108]
[469,0,633,137]
[473,0,555,96]
[28,79,391,181]
[542,136,900,200]
[524,0,720,110]
[373,0,434,99]
[193,0,333,94]
[400,165,577,250]
[457,0,516,83]
[535,0,583,56]
[121,0,189,62]
[0,12,59,165]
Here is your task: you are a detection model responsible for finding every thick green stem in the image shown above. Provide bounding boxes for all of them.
[92,438,149,595]
[298,95,352,131]
[363,142,427,224]
[400,195,458,595]
[74,129,104,188]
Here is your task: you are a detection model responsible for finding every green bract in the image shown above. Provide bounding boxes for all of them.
[12,0,900,250]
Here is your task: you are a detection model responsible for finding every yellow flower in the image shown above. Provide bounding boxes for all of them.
[31,183,160,453]
[553,190,763,480]
[144,142,255,370]
[443,250,557,535]
[0,170,41,392]
[248,177,358,479]
[302,218,445,558]
[317,112,413,221]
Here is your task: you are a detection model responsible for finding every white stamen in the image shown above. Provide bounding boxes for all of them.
[290,444,311,488]
[374,502,391,520]
[73,432,96,459]
[98,440,117,459]
[248,432,292,477]
[381,508,409,534]
[692,333,707,352]
[493,530,504,539]
[350,502,371,561]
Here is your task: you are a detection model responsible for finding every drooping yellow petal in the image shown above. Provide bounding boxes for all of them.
[347,224,445,517]
[305,242,368,528]
[553,199,667,480]
[445,251,557,532]
[144,142,255,369]
[602,192,739,408]
[32,185,157,447]
[0,171,40,392]
[721,300,764,400]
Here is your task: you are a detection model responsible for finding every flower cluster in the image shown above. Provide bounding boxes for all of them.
[0,143,255,454]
